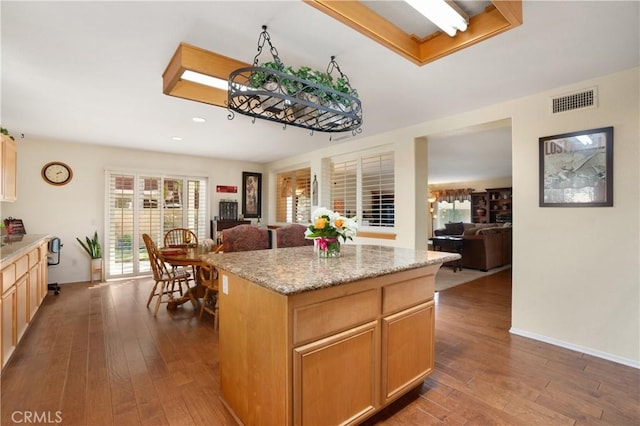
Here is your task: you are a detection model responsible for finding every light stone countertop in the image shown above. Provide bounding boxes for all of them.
[201,244,461,295]
[0,234,51,265]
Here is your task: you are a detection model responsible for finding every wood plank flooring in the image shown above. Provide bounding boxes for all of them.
[1,269,638,425]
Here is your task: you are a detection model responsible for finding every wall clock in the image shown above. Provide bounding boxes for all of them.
[41,161,73,186]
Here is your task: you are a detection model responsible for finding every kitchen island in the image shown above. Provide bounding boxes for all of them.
[202,244,460,426]
[0,234,51,371]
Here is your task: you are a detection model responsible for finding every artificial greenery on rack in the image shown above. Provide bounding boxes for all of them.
[247,61,357,106]
[0,127,15,140]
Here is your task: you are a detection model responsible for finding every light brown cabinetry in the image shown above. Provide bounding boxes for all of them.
[1,286,16,366]
[1,134,17,202]
[0,238,49,371]
[218,263,439,426]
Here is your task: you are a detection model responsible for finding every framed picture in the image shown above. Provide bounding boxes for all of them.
[242,171,262,218]
[539,126,613,207]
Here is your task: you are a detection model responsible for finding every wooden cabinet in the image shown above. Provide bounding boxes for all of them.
[294,322,378,425]
[1,134,17,202]
[0,238,49,371]
[15,274,28,342]
[381,302,434,402]
[219,263,439,426]
[487,187,513,223]
[1,286,16,368]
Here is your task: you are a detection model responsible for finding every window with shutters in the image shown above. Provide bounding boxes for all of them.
[107,171,207,278]
[276,167,311,223]
[330,159,357,217]
[330,152,394,228]
[362,153,394,227]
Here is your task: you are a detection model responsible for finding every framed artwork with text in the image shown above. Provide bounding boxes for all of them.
[539,126,613,207]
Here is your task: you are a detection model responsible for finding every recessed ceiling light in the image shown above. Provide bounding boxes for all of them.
[172,136,183,141]
[192,117,206,123]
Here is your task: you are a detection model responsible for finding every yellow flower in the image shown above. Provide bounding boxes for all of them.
[314,217,327,229]
[334,218,344,228]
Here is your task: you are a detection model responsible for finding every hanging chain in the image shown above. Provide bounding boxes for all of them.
[253,25,283,69]
[327,55,356,95]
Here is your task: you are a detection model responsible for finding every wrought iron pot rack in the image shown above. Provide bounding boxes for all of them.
[227,26,362,134]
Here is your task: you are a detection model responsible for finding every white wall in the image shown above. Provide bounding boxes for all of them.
[267,67,640,366]
[1,139,264,284]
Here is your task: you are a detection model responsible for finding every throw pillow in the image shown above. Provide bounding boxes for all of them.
[445,222,464,235]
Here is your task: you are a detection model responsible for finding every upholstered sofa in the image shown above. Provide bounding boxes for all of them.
[433,222,512,271]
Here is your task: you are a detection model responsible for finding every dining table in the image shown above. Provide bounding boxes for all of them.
[159,244,218,309]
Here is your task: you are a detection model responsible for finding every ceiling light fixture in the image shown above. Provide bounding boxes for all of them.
[182,70,228,91]
[163,43,249,108]
[192,117,206,123]
[227,25,362,134]
[304,1,522,66]
[404,0,469,37]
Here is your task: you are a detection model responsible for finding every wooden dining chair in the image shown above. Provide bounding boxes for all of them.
[164,227,199,283]
[198,264,219,330]
[142,233,194,316]
[276,223,314,248]
[164,228,198,247]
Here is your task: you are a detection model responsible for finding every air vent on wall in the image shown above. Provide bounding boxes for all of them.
[550,87,598,114]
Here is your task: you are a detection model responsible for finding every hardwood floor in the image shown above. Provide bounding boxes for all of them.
[1,269,638,425]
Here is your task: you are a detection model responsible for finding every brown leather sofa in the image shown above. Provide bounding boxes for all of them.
[434,222,512,271]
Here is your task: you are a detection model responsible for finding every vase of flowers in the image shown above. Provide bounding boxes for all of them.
[305,207,358,258]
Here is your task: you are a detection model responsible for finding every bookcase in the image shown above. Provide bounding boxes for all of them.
[487,187,512,223]
[472,187,512,224]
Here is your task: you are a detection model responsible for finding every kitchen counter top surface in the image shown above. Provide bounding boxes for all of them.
[201,244,460,295]
[0,234,51,265]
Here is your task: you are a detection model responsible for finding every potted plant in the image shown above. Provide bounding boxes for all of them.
[77,231,103,282]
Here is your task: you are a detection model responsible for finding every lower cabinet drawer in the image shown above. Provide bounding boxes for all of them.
[1,264,16,294]
[28,249,39,268]
[293,289,378,345]
[14,255,28,282]
[382,275,434,315]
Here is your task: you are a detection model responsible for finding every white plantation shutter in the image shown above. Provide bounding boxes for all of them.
[276,167,311,223]
[295,170,311,223]
[362,152,395,227]
[138,176,162,274]
[109,174,136,276]
[187,178,207,241]
[330,159,357,217]
[106,171,208,278]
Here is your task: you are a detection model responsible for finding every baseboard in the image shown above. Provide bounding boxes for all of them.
[509,327,639,369]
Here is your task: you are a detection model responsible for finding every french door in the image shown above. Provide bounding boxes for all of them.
[106,171,208,279]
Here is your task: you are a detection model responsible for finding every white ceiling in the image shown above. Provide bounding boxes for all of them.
[2,1,638,183]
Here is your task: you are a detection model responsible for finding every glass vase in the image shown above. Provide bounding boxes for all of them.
[316,237,341,258]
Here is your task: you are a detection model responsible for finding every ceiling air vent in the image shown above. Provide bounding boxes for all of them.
[550,87,598,114]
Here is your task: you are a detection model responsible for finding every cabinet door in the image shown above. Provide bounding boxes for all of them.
[381,301,434,403]
[1,135,17,202]
[29,265,40,320]
[40,244,49,303]
[2,286,16,369]
[15,274,28,342]
[293,321,378,426]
